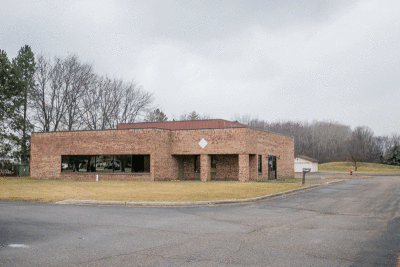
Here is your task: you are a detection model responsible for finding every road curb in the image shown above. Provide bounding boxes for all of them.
[55,180,347,207]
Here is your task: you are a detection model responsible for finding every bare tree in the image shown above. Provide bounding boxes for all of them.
[374,135,390,162]
[231,114,254,126]
[117,81,153,125]
[79,75,103,130]
[49,57,69,131]
[347,126,376,170]
[31,54,61,132]
[375,134,400,163]
[60,55,94,131]
[390,133,400,147]
[31,53,153,132]
[98,77,122,129]
[306,121,351,163]
[31,55,94,132]
[80,77,153,130]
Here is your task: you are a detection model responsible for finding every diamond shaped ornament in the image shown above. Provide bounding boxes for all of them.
[198,138,208,149]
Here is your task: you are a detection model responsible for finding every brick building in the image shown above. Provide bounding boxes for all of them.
[30,119,294,182]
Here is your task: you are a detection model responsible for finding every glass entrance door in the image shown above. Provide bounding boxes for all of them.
[268,155,277,179]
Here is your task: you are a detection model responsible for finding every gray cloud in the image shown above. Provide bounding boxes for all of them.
[1,0,399,135]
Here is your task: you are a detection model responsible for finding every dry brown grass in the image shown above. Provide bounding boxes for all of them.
[0,177,304,203]
[319,162,400,174]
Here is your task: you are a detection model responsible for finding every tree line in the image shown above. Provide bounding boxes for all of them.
[1,46,153,164]
[232,114,400,169]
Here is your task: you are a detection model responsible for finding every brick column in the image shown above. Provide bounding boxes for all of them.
[249,154,258,181]
[150,154,155,181]
[238,154,249,182]
[200,154,211,181]
[262,155,268,180]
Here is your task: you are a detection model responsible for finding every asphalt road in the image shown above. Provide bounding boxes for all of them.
[1,176,399,266]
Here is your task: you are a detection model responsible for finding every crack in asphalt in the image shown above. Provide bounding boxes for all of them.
[175,207,257,227]
[266,204,390,220]
[304,251,364,265]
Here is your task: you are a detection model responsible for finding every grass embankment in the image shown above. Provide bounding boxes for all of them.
[319,162,400,174]
[0,176,304,203]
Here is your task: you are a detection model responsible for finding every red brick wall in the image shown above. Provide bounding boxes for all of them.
[31,126,294,181]
[172,154,239,181]
[214,155,238,181]
[179,155,200,180]
[151,130,176,180]
[238,154,249,182]
[170,128,294,179]
[31,129,169,181]
[171,128,248,155]
[249,154,258,182]
[247,130,295,178]
[200,154,211,181]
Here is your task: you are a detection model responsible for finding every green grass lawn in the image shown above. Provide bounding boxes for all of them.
[0,176,305,203]
[319,162,400,174]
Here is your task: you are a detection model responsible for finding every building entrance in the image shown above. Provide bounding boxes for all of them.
[268,155,277,179]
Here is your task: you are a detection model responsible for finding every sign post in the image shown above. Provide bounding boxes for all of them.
[302,168,311,185]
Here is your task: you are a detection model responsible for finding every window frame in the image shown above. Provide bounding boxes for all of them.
[61,154,150,174]
[194,155,200,173]
[210,155,216,172]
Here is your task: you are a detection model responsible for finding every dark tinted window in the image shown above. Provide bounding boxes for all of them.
[61,154,150,173]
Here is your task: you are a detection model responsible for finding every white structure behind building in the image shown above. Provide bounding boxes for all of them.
[294,155,318,172]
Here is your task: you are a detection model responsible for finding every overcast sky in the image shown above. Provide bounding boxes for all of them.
[1,0,400,136]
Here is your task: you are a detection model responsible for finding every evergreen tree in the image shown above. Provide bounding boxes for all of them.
[0,49,22,159]
[144,109,168,122]
[12,45,35,163]
[8,45,35,163]
[385,145,400,166]
[188,111,200,121]
[0,49,11,122]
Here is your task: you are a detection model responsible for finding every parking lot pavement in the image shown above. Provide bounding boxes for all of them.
[294,172,374,185]
[1,176,399,266]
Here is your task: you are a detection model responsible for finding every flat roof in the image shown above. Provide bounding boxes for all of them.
[32,119,293,138]
[118,119,246,130]
[295,155,319,163]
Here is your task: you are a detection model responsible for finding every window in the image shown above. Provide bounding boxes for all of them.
[258,155,262,173]
[95,155,116,173]
[62,155,96,172]
[132,155,150,173]
[61,154,150,173]
[194,155,200,173]
[116,155,133,172]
